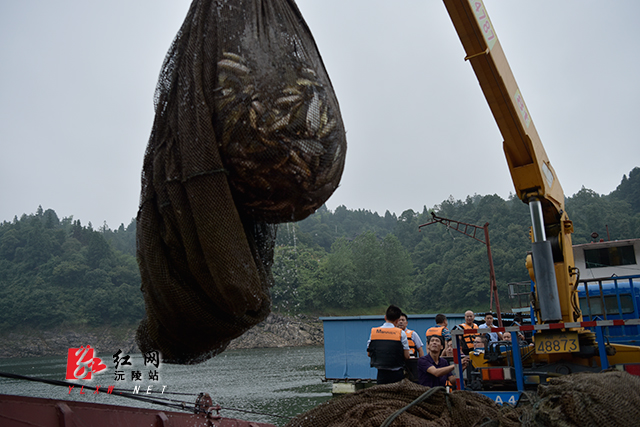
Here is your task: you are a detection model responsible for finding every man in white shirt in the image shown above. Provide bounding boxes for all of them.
[397,313,424,358]
[479,313,503,343]
[367,305,411,384]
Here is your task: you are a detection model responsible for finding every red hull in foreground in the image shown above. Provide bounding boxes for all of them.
[0,394,276,427]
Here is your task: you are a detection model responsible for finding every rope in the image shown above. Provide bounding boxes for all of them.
[0,371,290,420]
[0,371,194,412]
[379,386,445,427]
[477,418,499,427]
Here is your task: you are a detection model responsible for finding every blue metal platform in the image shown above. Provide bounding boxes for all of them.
[320,313,465,380]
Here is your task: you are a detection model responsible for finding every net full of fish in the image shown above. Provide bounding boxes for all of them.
[136,0,346,364]
[215,51,344,223]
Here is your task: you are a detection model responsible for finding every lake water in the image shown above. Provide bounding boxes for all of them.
[0,346,332,426]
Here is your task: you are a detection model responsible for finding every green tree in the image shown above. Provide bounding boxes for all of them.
[349,231,384,307]
[0,208,143,330]
[86,232,114,269]
[271,244,325,312]
[610,167,640,213]
[322,237,357,308]
[378,234,413,306]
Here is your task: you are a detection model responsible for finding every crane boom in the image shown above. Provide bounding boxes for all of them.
[443,0,563,208]
[443,0,579,324]
[436,1,640,398]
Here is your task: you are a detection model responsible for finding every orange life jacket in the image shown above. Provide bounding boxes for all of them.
[368,327,404,370]
[426,325,445,338]
[459,322,478,353]
[405,329,418,358]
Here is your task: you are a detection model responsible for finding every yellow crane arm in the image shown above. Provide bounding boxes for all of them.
[443,0,563,208]
[443,0,580,324]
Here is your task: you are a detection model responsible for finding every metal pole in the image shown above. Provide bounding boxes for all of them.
[484,223,503,327]
[529,198,562,322]
[419,213,505,324]
[595,326,609,370]
[511,332,525,392]
[453,333,466,391]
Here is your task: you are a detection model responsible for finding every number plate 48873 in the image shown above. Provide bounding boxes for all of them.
[534,332,580,354]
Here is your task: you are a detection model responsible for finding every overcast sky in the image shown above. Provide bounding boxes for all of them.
[1,1,638,229]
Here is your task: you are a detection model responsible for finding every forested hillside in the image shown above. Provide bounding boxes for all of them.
[1,168,639,330]
[0,209,141,329]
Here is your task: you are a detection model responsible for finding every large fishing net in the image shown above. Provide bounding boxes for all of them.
[285,371,640,427]
[136,0,346,364]
[531,369,640,426]
[285,380,523,427]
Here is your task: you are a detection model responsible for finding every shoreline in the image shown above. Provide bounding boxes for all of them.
[0,313,324,359]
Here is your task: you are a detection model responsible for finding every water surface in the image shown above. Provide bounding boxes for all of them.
[0,346,332,426]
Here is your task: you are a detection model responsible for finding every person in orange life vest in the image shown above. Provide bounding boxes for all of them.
[458,310,479,355]
[426,314,452,368]
[397,313,424,358]
[367,305,411,385]
[426,313,452,343]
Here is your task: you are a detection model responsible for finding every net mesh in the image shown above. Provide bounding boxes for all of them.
[532,369,640,426]
[285,380,523,427]
[286,371,640,427]
[136,0,346,364]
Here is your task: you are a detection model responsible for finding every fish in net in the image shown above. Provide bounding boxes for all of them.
[136,0,346,364]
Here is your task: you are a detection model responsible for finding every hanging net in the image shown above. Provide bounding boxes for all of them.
[136,0,346,364]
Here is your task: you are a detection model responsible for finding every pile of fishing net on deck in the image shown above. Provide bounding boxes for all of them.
[136,0,346,364]
[285,371,640,427]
